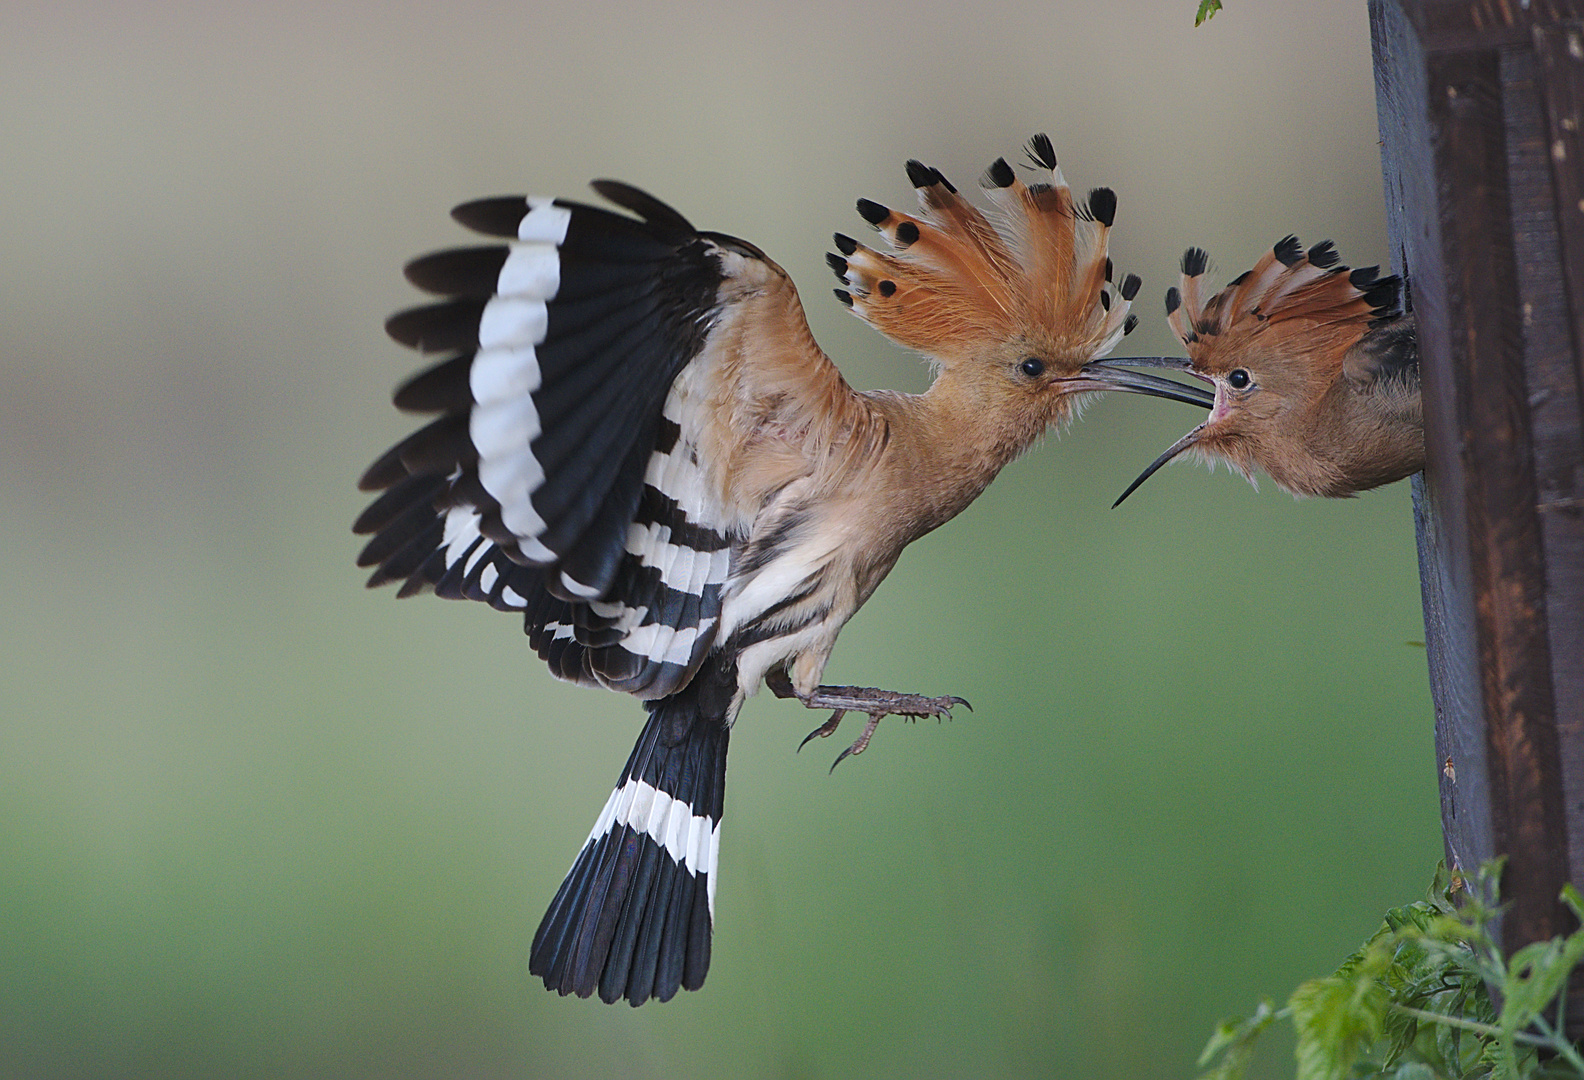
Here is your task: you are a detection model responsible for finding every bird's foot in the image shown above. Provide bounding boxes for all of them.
[798,684,971,721]
[768,673,969,772]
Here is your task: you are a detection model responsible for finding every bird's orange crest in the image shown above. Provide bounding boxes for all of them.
[1165,235,1403,381]
[829,134,1138,369]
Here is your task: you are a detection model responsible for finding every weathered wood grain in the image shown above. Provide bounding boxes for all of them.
[1371,0,1584,1033]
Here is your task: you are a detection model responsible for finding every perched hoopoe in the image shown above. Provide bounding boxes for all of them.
[353,135,1212,1006]
[1102,237,1420,505]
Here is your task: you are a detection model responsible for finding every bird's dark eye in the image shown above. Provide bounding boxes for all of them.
[1227,368,1252,390]
[1019,357,1046,378]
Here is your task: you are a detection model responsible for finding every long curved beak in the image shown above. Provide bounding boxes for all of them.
[1087,356,1193,371]
[1111,421,1208,508]
[1068,361,1213,408]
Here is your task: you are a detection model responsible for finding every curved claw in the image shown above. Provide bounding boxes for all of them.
[828,714,882,773]
[918,694,970,720]
[797,710,845,753]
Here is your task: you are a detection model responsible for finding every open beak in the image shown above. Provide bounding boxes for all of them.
[1087,357,1216,506]
[1111,421,1208,508]
[1067,360,1214,408]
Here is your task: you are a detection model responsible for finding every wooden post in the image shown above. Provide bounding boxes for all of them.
[1370,0,1584,1033]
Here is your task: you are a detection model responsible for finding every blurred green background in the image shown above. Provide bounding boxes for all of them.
[0,1,1437,1077]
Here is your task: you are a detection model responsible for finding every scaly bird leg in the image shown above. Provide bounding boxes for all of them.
[765,669,971,771]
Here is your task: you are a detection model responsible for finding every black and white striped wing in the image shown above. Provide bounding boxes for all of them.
[354,184,748,699]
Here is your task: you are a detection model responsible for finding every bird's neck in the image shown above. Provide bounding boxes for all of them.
[1299,378,1425,494]
[864,371,1053,539]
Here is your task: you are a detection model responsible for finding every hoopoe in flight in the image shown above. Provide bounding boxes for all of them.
[353,135,1212,1006]
[1103,236,1420,505]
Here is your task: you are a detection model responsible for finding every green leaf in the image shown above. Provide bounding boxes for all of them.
[1194,0,1223,26]
[1189,861,1584,1080]
[1382,1005,1419,1069]
[1432,1009,1462,1076]
[1199,1018,1244,1066]
[1389,1063,1437,1080]
[1199,1018,1244,1067]
[1289,970,1389,1080]
[1497,929,1584,1049]
[1560,883,1584,924]
[1196,1000,1282,1080]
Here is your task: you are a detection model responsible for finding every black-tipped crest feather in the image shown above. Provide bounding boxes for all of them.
[905,159,941,189]
[1306,240,1340,269]
[855,199,889,226]
[1086,188,1117,228]
[1025,133,1057,170]
[1273,235,1303,266]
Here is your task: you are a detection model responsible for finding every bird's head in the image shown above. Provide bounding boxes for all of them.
[828,135,1212,439]
[1103,237,1404,504]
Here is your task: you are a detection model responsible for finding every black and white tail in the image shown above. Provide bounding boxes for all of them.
[529,653,736,1005]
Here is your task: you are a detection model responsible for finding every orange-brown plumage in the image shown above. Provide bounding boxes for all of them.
[355,138,1213,1006]
[1108,236,1422,503]
[833,137,1138,391]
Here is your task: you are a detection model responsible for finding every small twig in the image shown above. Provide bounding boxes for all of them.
[1526,1013,1584,1076]
[1388,1005,1554,1051]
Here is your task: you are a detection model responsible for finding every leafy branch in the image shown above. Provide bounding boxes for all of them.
[1197,862,1584,1080]
[1196,1,1224,26]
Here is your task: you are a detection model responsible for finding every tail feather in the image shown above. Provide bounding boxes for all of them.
[616,846,680,1001]
[530,821,605,986]
[529,656,733,1005]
